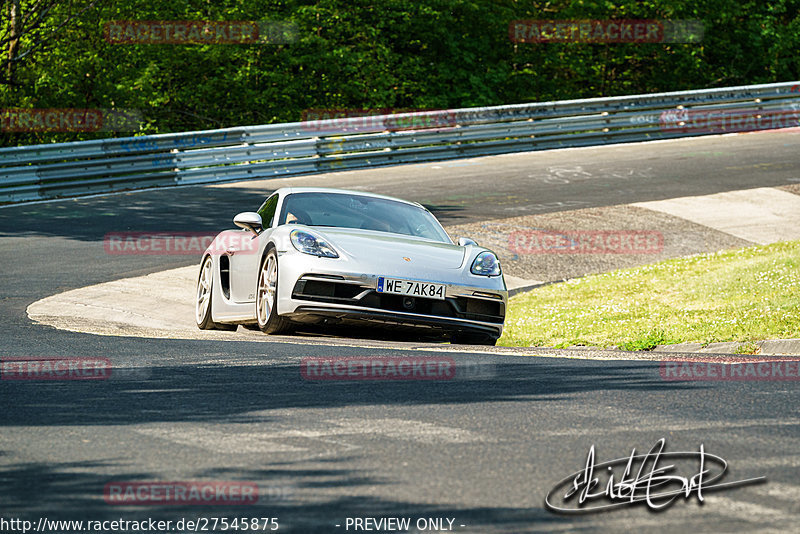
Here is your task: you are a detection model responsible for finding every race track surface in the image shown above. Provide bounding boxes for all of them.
[1,129,799,532]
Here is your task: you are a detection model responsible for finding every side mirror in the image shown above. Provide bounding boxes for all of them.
[233,212,263,235]
[458,236,479,247]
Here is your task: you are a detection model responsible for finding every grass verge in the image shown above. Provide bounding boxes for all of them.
[498,240,800,350]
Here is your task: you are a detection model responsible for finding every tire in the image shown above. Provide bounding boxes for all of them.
[196,255,237,331]
[450,331,498,346]
[256,247,292,334]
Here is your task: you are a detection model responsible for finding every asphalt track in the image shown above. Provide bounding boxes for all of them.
[1,129,799,533]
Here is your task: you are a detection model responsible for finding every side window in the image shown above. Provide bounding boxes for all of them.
[256,194,279,229]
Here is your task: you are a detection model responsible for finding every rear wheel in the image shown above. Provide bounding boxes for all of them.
[256,248,292,334]
[196,256,237,331]
[450,331,498,346]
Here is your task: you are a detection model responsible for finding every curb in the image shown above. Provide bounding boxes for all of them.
[554,338,800,356]
[653,338,800,356]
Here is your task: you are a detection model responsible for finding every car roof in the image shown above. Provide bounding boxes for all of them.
[273,187,424,208]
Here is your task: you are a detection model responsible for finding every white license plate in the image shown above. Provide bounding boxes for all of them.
[377,277,446,300]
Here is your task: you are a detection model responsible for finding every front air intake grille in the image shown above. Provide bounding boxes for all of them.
[293,279,365,301]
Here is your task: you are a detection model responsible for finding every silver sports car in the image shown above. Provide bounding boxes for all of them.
[195,187,507,344]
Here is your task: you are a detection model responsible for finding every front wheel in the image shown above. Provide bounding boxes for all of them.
[256,248,292,334]
[196,256,237,331]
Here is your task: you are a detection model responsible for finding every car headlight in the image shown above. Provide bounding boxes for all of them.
[290,229,339,258]
[471,251,501,276]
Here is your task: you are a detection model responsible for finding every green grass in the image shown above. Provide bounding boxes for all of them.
[499,240,800,350]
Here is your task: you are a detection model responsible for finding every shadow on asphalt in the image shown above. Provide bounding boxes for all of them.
[0,187,274,241]
[0,455,581,532]
[0,187,469,241]
[0,350,701,532]
[0,358,688,426]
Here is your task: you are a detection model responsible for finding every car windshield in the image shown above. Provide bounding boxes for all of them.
[278,192,452,243]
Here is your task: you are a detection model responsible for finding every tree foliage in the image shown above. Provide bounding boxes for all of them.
[1,0,799,145]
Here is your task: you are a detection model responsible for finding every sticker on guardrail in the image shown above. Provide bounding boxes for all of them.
[509,19,704,43]
[104,20,298,44]
[118,133,230,153]
[301,108,458,134]
[0,109,142,133]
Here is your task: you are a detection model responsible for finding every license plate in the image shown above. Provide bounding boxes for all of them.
[377,277,446,300]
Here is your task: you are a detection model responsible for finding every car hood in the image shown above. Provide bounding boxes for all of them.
[313,227,465,269]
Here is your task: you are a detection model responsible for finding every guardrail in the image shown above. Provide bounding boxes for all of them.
[1,81,799,204]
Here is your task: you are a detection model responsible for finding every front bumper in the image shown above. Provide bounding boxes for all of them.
[287,305,503,337]
[277,260,507,337]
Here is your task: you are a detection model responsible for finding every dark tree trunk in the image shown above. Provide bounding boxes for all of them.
[6,0,21,83]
